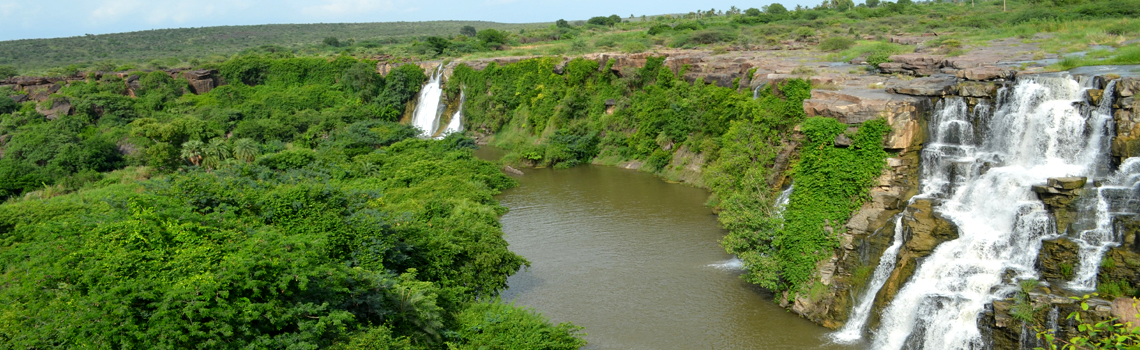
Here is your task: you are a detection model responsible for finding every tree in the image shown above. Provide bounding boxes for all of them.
[425,36,451,54]
[745,7,762,16]
[460,25,477,37]
[201,138,230,169]
[608,14,622,25]
[866,0,881,7]
[323,37,341,47]
[555,19,571,28]
[587,16,611,26]
[232,138,259,163]
[0,65,16,79]
[767,3,789,14]
[476,29,506,48]
[180,140,204,166]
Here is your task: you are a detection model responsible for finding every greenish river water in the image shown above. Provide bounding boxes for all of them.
[478,148,861,349]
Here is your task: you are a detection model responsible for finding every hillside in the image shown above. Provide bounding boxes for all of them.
[0,21,544,72]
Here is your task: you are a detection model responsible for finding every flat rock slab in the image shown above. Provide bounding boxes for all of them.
[886,75,957,96]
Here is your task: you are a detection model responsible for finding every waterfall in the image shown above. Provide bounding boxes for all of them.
[830,213,905,343]
[871,74,1115,350]
[1065,80,1127,291]
[440,90,465,137]
[1069,156,1140,290]
[411,65,445,138]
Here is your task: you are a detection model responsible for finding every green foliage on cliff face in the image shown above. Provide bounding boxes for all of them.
[0,55,585,348]
[721,117,889,292]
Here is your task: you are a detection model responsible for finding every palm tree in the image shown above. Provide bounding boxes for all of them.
[232,138,259,163]
[201,138,230,170]
[180,140,204,166]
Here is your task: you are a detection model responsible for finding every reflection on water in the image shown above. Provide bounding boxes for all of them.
[483,156,859,350]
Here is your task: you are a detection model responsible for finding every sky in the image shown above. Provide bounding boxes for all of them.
[0,0,824,41]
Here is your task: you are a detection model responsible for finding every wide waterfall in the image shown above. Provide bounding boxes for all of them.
[411,65,445,138]
[870,74,1118,350]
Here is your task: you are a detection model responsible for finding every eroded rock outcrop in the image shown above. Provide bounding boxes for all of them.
[1113,77,1140,162]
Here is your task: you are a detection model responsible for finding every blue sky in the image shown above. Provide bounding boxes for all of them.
[0,0,823,41]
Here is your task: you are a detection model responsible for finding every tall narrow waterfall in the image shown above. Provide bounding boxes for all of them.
[831,214,904,343]
[1069,155,1140,290]
[871,74,1116,350]
[411,66,445,138]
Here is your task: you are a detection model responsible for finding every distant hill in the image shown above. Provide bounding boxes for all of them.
[0,21,546,72]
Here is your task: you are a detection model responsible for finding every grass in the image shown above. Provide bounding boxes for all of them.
[1051,45,1140,70]
[827,41,914,63]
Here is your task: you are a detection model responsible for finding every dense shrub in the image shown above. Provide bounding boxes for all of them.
[819,36,856,51]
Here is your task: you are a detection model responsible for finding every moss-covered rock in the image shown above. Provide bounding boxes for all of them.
[1036,237,1080,284]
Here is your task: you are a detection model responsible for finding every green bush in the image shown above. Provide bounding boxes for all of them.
[819,36,856,51]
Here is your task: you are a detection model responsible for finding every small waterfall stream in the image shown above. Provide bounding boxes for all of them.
[831,214,905,343]
[871,74,1117,350]
[441,90,465,137]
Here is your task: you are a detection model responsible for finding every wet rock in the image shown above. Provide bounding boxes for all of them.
[1032,177,1086,234]
[1036,238,1080,283]
[874,199,959,313]
[10,94,27,103]
[886,75,957,96]
[956,81,1000,98]
[1087,89,1105,106]
[503,165,524,175]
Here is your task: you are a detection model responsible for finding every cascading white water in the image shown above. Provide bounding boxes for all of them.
[831,96,986,344]
[831,213,905,343]
[440,90,465,137]
[1069,156,1140,290]
[872,74,1115,350]
[411,65,445,138]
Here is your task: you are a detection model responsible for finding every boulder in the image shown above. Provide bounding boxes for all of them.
[886,75,957,96]
[1032,177,1086,234]
[956,81,1000,98]
[956,66,1014,81]
[834,134,853,147]
[887,54,947,76]
[10,94,27,103]
[35,98,72,120]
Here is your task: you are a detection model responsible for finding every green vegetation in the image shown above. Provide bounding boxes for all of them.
[1036,294,1140,350]
[721,118,890,291]
[0,55,585,349]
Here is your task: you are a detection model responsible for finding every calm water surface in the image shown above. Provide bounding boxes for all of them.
[479,149,860,350]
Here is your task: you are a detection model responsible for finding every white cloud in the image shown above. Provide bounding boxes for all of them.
[89,0,144,23]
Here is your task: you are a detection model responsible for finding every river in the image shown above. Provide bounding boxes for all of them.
[477,148,857,349]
